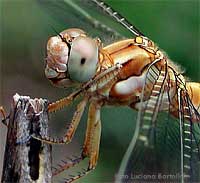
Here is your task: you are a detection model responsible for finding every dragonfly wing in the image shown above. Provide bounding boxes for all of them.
[116,60,200,183]
[116,58,169,182]
[176,75,200,182]
[36,0,138,45]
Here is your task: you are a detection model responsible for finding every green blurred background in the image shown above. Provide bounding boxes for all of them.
[0,0,199,182]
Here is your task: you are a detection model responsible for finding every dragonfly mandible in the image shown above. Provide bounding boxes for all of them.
[0,0,199,183]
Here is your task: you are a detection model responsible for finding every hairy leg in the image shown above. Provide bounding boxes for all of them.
[33,97,88,144]
[63,101,102,183]
[82,101,102,169]
[48,90,82,112]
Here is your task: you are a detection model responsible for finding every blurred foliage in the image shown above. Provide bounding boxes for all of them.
[0,0,199,183]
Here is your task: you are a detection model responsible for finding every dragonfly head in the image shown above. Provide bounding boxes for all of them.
[45,28,99,88]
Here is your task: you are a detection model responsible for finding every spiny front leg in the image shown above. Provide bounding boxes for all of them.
[33,97,87,144]
[64,101,102,183]
[48,90,82,113]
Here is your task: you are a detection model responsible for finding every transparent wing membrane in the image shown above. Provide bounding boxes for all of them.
[37,0,138,44]
[91,0,145,37]
[117,64,200,183]
[177,84,200,182]
[136,59,168,149]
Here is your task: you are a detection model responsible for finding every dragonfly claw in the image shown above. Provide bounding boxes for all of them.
[0,106,9,126]
[31,134,68,144]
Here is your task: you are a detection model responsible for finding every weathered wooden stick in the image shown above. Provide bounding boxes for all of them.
[1,94,52,183]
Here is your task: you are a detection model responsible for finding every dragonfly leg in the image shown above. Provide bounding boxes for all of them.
[53,155,85,176]
[33,97,87,144]
[48,90,82,113]
[0,106,8,126]
[63,101,102,183]
[82,101,102,169]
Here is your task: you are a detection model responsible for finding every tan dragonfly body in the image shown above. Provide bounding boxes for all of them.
[46,29,200,120]
[42,26,200,182]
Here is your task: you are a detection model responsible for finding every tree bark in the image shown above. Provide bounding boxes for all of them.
[1,94,52,183]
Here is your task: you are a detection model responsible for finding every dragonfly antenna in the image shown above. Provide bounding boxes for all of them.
[91,0,145,37]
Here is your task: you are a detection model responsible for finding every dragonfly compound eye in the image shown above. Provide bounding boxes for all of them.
[45,30,98,87]
[68,36,98,83]
[45,36,75,88]
[46,36,69,72]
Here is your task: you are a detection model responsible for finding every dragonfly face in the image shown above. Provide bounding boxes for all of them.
[46,28,99,87]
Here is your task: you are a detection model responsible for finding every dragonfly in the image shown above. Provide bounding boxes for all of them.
[1,0,200,183]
